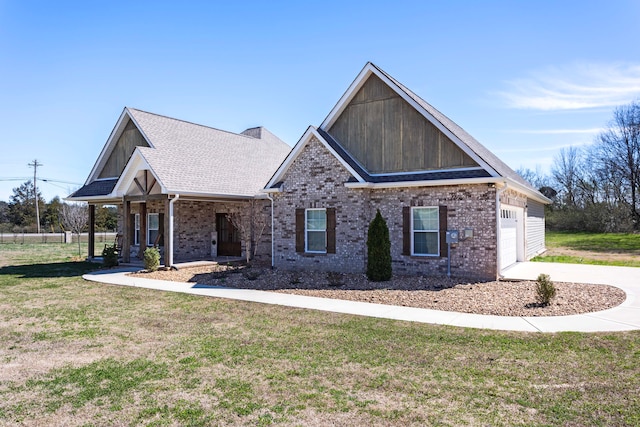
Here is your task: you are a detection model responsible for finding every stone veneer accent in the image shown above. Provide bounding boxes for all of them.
[272,136,499,280]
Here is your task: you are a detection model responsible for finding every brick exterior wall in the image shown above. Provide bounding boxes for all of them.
[117,199,272,263]
[272,136,500,280]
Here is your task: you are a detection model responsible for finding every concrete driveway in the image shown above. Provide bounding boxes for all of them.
[84,262,640,333]
[501,262,640,332]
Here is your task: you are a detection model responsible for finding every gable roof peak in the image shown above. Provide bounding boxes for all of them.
[319,62,543,197]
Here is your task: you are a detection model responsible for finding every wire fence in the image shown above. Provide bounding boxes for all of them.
[0,231,117,245]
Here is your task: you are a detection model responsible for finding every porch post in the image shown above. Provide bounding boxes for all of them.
[164,198,170,267]
[123,199,131,263]
[139,202,147,258]
[88,204,95,259]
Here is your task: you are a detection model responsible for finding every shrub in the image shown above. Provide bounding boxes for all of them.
[535,273,557,306]
[143,247,161,272]
[101,244,119,268]
[242,268,261,281]
[327,271,344,287]
[366,209,392,281]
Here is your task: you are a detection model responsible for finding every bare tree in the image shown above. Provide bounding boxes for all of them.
[226,200,268,263]
[59,202,88,256]
[592,101,640,230]
[516,165,550,190]
[551,146,583,208]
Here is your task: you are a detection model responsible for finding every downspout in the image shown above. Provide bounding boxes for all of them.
[495,181,508,278]
[266,193,275,269]
[169,194,180,268]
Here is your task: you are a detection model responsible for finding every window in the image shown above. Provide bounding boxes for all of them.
[305,209,326,253]
[296,208,335,254]
[411,207,439,256]
[148,213,159,246]
[134,213,140,246]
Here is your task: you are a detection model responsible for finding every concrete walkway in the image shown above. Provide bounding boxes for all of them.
[83,262,640,333]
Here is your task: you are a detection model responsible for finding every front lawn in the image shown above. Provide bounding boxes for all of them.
[533,231,640,267]
[1,244,639,425]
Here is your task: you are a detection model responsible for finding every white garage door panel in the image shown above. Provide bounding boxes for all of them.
[500,208,519,270]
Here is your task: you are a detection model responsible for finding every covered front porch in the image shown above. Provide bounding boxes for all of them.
[86,194,269,267]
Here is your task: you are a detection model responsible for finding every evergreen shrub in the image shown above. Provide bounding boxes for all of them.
[101,244,119,268]
[366,209,392,281]
[536,273,557,306]
[144,247,161,272]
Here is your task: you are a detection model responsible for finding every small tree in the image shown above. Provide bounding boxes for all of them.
[535,273,557,306]
[59,202,88,257]
[226,200,268,263]
[366,209,392,281]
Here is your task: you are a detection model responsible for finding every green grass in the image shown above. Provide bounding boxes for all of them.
[532,231,640,267]
[1,243,639,425]
[544,231,640,253]
[532,254,640,267]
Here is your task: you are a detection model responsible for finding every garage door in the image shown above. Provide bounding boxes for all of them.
[500,208,518,270]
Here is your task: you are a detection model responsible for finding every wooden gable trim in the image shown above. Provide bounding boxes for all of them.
[320,63,499,178]
[86,108,155,184]
[112,150,168,197]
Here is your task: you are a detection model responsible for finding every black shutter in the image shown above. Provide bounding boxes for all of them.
[158,213,165,246]
[439,206,448,257]
[295,209,305,253]
[326,208,336,254]
[402,206,411,255]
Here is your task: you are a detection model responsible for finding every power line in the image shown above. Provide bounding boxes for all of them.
[28,159,43,234]
[0,177,82,185]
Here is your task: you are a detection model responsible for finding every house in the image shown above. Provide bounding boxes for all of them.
[265,63,549,279]
[67,107,290,266]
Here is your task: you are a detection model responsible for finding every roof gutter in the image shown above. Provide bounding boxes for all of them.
[344,177,499,189]
[266,193,275,269]
[344,176,551,205]
[168,194,180,268]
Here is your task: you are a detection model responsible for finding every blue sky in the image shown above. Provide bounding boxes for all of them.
[1,0,639,202]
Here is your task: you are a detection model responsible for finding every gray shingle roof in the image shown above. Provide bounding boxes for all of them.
[128,108,291,197]
[72,108,291,199]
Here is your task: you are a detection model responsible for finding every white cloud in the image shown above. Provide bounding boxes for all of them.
[503,128,604,135]
[493,141,592,154]
[498,63,640,110]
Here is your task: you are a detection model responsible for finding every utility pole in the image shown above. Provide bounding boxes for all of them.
[28,159,42,234]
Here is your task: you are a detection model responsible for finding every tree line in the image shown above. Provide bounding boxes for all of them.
[518,100,640,233]
[0,180,117,233]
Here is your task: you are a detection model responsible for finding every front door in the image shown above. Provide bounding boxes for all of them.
[216,213,241,257]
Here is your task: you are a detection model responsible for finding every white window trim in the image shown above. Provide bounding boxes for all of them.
[410,206,439,257]
[147,212,159,247]
[305,208,327,254]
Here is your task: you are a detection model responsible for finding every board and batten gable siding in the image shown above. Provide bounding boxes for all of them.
[526,199,545,259]
[99,120,149,179]
[327,73,478,174]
